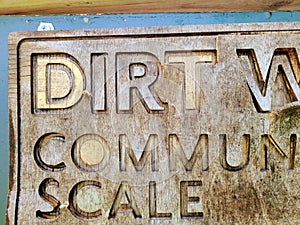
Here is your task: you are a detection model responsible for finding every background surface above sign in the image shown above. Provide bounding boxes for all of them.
[1,0,300,15]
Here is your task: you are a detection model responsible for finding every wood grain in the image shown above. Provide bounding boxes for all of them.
[1,0,299,15]
[7,23,300,224]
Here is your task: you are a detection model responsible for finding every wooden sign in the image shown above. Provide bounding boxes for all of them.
[7,23,300,224]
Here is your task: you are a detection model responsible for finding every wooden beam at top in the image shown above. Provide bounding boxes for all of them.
[0,0,300,15]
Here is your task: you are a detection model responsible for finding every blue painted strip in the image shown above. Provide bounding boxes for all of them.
[0,11,299,224]
[1,11,300,33]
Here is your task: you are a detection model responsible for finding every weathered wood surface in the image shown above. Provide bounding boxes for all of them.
[7,23,300,224]
[0,0,300,15]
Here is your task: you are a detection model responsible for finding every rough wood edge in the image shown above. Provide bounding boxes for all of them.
[7,32,21,225]
[6,22,300,40]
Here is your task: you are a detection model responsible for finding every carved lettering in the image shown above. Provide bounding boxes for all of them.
[149,181,172,219]
[289,134,297,170]
[36,178,61,219]
[108,181,142,219]
[33,133,66,172]
[261,134,296,171]
[237,48,300,112]
[68,180,102,220]
[116,52,165,113]
[180,180,203,218]
[72,134,110,172]
[119,134,158,172]
[166,51,216,111]
[169,134,209,172]
[33,53,85,112]
[219,134,250,171]
[91,53,107,112]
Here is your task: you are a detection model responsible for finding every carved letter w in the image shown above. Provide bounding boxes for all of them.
[237,48,300,112]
